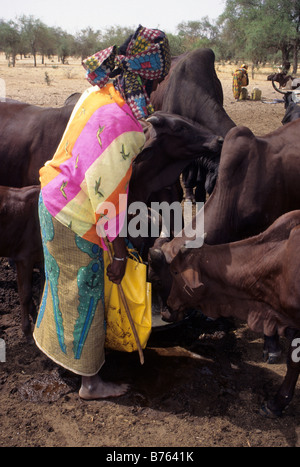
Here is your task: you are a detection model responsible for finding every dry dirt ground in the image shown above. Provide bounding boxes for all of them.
[1,54,300,448]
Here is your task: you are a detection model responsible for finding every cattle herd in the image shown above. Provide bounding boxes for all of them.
[1,48,300,419]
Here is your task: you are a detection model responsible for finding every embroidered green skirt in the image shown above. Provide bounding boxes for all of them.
[33,194,106,376]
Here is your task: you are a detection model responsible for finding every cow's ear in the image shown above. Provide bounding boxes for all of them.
[182,268,203,289]
[141,122,156,144]
[148,247,165,266]
[146,114,162,127]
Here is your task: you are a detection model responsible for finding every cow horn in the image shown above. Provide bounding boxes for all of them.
[149,247,165,263]
[272,78,290,95]
[182,232,206,252]
[146,115,161,126]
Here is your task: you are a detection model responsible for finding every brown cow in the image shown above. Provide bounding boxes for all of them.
[0,100,75,187]
[0,185,43,339]
[167,210,300,417]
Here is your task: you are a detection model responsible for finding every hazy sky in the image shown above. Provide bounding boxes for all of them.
[0,0,226,34]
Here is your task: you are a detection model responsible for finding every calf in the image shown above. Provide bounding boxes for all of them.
[0,185,43,338]
[167,210,300,417]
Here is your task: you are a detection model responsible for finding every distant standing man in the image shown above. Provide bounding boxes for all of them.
[232,64,249,100]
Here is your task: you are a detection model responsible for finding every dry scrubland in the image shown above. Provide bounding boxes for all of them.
[0,53,300,448]
[0,53,286,133]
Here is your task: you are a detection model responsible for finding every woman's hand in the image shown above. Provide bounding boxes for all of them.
[106,236,127,284]
[106,257,127,284]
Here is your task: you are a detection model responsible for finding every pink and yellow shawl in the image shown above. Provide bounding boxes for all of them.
[39,83,145,247]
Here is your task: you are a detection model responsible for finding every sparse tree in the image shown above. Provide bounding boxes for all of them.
[54,28,76,64]
[74,27,102,61]
[220,0,300,71]
[177,18,219,50]
[18,15,48,66]
[0,20,21,66]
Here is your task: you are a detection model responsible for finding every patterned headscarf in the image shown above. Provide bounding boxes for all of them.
[82,25,171,119]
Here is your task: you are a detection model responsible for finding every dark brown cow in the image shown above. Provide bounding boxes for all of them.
[282,102,300,124]
[149,53,185,110]
[129,111,223,204]
[151,48,235,136]
[167,210,300,417]
[128,111,223,259]
[0,185,43,338]
[150,48,236,202]
[0,100,74,338]
[0,100,75,187]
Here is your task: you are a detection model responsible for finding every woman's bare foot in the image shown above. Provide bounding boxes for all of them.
[79,374,129,400]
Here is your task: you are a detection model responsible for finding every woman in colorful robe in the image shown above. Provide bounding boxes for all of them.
[33,25,171,400]
[232,64,249,100]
